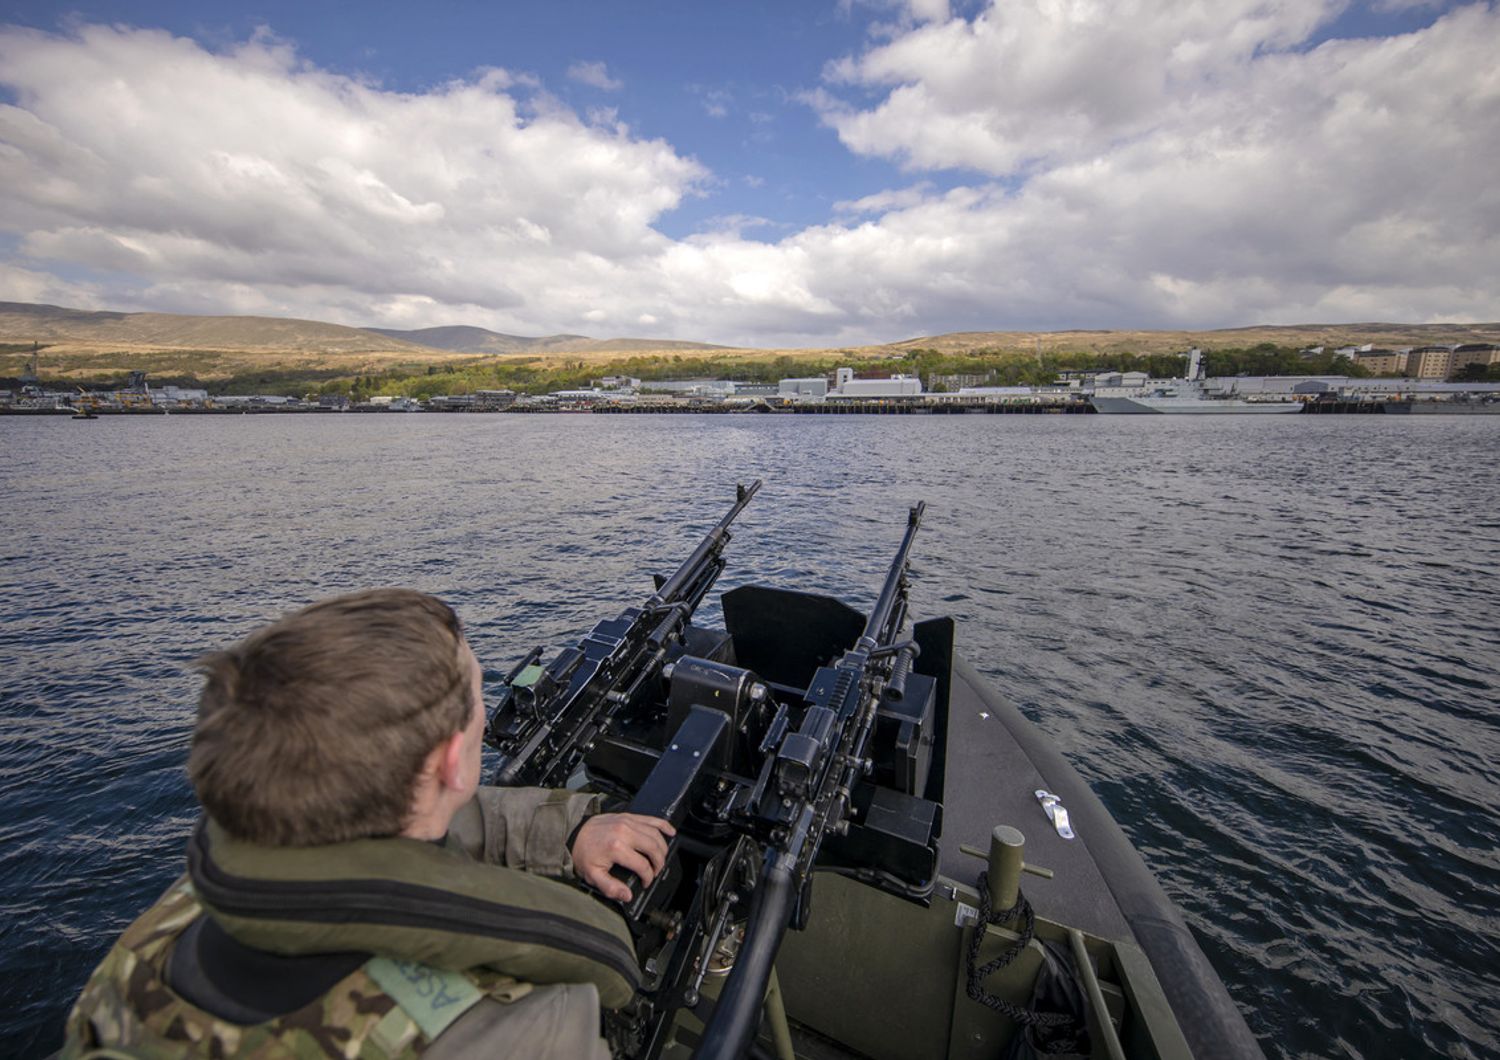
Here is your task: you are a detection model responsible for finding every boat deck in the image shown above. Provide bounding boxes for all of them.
[939,657,1133,942]
[938,656,1264,1060]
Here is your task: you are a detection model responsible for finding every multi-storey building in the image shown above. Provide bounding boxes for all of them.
[1407,346,1456,379]
[1353,349,1407,376]
[1451,344,1499,376]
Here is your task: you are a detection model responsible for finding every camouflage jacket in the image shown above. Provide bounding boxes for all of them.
[62,786,620,1059]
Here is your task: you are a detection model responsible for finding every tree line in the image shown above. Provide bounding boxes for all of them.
[23,341,1500,400]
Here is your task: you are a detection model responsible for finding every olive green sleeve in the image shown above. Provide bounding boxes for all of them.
[447,786,603,877]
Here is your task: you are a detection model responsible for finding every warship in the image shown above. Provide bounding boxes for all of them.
[1090,349,1300,415]
[486,482,1265,1059]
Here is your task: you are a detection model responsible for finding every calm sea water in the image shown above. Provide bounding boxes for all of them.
[1,413,1497,1059]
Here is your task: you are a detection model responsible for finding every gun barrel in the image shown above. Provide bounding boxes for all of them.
[696,850,797,1059]
[651,479,762,606]
[857,500,925,651]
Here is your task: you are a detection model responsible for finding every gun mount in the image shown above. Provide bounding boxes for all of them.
[485,490,945,1059]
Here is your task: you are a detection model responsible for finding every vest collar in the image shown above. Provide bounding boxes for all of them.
[187,818,639,1008]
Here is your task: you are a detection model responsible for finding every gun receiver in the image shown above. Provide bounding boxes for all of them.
[485,480,761,787]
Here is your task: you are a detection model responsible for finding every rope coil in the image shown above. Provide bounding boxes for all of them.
[964,870,1085,1054]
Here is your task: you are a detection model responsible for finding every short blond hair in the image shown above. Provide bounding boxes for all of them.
[188,589,473,846]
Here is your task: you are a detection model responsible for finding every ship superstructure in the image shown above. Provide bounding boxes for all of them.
[1090,349,1301,414]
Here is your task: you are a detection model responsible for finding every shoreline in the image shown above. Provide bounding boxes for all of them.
[5,399,1498,417]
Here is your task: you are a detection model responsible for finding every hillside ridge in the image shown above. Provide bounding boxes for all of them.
[366,324,728,355]
[3,301,1497,385]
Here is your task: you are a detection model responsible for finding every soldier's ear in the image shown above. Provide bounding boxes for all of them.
[436,729,467,790]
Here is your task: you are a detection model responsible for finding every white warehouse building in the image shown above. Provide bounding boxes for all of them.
[828,368,924,400]
[778,377,829,399]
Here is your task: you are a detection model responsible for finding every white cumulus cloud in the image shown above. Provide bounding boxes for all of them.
[0,25,708,335]
[567,60,623,91]
[0,263,102,308]
[813,0,1347,175]
[0,12,1497,347]
[800,0,1500,329]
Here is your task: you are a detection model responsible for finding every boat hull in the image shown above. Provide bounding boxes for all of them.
[1090,395,1301,414]
[1384,399,1500,415]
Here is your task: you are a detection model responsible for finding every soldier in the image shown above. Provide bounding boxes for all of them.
[62,588,674,1058]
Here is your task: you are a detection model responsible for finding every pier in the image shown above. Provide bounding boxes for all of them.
[926,400,1095,414]
[1301,399,1389,414]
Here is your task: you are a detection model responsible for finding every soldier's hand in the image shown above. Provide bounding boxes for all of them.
[572,813,675,902]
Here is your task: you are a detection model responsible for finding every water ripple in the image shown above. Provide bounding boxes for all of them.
[1,413,1498,1058]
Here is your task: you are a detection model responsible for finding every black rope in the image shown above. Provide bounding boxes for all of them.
[964,871,1085,1054]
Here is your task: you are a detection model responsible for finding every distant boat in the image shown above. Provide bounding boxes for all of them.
[1091,349,1302,414]
[72,388,99,419]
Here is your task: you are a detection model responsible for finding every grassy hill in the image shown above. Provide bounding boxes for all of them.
[0,301,471,387]
[528,336,733,355]
[3,299,1495,395]
[0,302,439,354]
[365,325,565,354]
[861,322,1500,358]
[366,324,728,356]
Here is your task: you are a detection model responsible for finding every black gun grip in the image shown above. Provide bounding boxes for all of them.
[610,863,640,897]
[608,835,679,914]
[605,706,729,916]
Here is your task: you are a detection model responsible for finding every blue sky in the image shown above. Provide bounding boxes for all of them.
[1,1,1495,346]
[2,2,920,236]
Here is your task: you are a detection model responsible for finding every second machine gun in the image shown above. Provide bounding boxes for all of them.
[485,485,944,1059]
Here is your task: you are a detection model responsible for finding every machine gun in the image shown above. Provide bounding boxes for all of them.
[695,501,928,1058]
[487,479,762,787]
[486,494,942,1059]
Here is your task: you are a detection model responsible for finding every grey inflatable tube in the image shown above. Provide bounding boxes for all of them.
[954,656,1265,1060]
